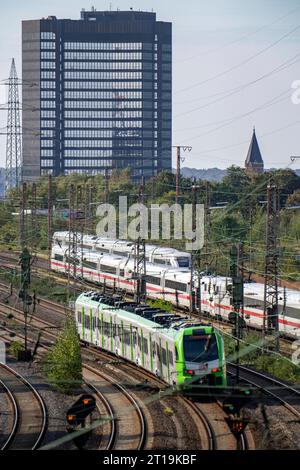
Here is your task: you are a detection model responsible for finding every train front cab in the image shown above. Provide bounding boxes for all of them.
[175,326,227,393]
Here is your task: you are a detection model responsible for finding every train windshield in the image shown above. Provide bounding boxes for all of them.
[177,257,190,267]
[183,334,218,362]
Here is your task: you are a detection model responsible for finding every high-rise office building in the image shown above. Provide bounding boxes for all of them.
[22,10,172,181]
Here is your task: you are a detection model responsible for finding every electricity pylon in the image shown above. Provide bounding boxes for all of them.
[5,58,22,193]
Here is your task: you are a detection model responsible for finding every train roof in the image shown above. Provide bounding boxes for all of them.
[244,282,300,306]
[76,292,215,341]
[53,231,191,258]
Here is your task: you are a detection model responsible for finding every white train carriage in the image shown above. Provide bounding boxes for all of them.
[51,244,300,338]
[52,231,191,268]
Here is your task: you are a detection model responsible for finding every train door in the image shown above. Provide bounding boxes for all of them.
[160,339,170,383]
[154,337,162,378]
[142,330,150,371]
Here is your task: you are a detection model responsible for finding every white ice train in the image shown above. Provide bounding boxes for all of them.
[52,231,192,268]
[51,244,300,339]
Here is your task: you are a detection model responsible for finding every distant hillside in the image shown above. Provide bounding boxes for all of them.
[0,167,299,193]
[179,167,300,182]
[179,167,226,182]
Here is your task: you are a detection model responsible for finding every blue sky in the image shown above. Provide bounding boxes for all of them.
[0,0,300,169]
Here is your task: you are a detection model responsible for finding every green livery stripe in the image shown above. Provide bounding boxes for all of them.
[121,321,124,356]
[141,329,144,366]
[82,306,85,338]
[149,333,153,372]
[159,338,162,378]
[90,308,93,342]
[101,312,104,348]
[110,316,113,351]
[166,342,170,382]
[130,324,133,361]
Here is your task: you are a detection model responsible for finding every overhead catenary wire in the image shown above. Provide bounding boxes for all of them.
[175,22,300,95]
[176,4,300,64]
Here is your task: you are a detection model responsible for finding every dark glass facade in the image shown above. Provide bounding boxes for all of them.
[22,11,172,181]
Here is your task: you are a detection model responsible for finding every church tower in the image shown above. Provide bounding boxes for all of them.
[245,127,264,175]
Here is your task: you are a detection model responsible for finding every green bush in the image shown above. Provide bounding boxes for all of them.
[43,318,82,393]
[148,298,173,312]
[9,340,23,358]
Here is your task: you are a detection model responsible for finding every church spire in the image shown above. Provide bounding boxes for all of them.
[245,127,264,175]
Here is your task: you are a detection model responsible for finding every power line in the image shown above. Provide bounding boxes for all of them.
[182,89,290,142]
[175,22,300,94]
[174,51,300,112]
[176,5,300,64]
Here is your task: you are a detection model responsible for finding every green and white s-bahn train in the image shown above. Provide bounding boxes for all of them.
[75,292,227,388]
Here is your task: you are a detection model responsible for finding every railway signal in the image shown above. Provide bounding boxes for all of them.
[66,394,96,449]
[18,247,32,361]
[223,386,254,416]
[225,416,249,435]
[66,394,96,426]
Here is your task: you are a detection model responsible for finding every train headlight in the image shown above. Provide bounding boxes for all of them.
[184,369,195,375]
[211,367,220,373]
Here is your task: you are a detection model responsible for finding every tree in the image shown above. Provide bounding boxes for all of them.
[44,318,82,393]
[286,189,300,207]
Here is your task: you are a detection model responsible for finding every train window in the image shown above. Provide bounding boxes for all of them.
[54,253,63,262]
[124,329,130,345]
[77,311,82,323]
[132,331,137,346]
[177,257,190,267]
[143,338,148,355]
[165,279,186,292]
[162,348,167,365]
[113,250,126,256]
[138,335,141,348]
[103,321,110,336]
[85,315,90,330]
[83,260,97,270]
[101,264,117,274]
[183,334,218,362]
[204,284,207,292]
[145,275,161,286]
[156,344,161,361]
[66,256,80,265]
[92,316,96,331]
[96,247,109,252]
[81,244,93,250]
[153,258,166,265]
[169,350,174,366]
[119,269,125,277]
[175,346,178,361]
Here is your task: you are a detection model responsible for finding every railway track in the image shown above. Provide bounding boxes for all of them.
[84,364,147,450]
[0,250,297,359]
[227,362,300,419]
[0,362,47,450]
[0,300,242,450]
[0,305,148,450]
[83,344,247,450]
